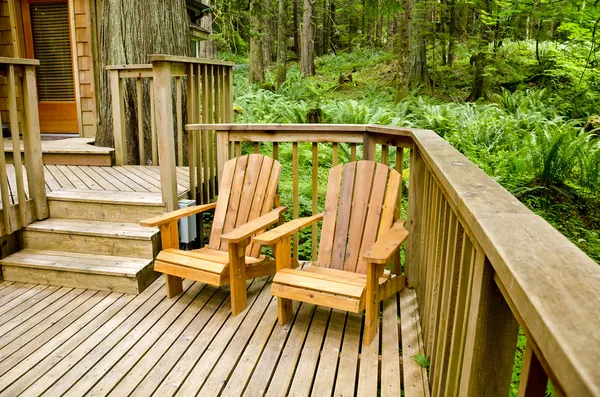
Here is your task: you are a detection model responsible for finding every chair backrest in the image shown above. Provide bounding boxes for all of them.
[317,160,401,274]
[208,154,281,256]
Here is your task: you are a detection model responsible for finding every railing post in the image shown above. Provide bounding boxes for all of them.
[459,255,519,396]
[216,130,230,187]
[362,132,375,160]
[22,65,48,220]
[110,70,127,165]
[152,60,179,212]
[406,146,425,288]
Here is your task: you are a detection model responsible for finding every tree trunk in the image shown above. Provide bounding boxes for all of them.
[376,0,383,47]
[249,0,265,84]
[262,0,274,67]
[394,0,411,99]
[301,0,315,75]
[466,2,491,101]
[447,0,457,66]
[95,0,189,165]
[293,0,301,59]
[408,0,431,91]
[276,0,288,89]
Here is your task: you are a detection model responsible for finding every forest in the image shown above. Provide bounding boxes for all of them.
[202,0,600,273]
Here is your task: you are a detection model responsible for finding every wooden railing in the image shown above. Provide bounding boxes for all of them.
[0,58,48,238]
[185,123,600,397]
[107,55,234,211]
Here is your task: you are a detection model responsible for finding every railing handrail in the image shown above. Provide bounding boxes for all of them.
[0,57,40,66]
[148,54,235,67]
[191,123,600,396]
[411,127,600,396]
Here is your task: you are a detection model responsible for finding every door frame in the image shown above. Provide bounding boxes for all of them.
[21,0,82,135]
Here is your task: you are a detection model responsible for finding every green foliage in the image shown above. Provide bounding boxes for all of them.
[412,354,430,369]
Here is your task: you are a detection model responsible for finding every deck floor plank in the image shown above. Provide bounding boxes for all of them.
[0,271,426,397]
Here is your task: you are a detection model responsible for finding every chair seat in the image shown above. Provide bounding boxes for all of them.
[155,247,269,287]
[272,265,390,313]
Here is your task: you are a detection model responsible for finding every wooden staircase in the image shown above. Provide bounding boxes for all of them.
[0,190,167,294]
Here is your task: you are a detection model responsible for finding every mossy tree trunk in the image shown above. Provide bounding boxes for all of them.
[301,0,315,75]
[95,0,189,165]
[249,0,265,84]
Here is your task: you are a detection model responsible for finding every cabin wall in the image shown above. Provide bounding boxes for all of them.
[0,0,98,137]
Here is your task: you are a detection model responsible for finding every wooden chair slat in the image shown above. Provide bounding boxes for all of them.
[379,170,401,238]
[208,157,237,248]
[355,163,390,274]
[234,154,264,228]
[317,165,343,266]
[246,156,275,256]
[249,159,281,257]
[330,162,357,270]
[219,155,249,250]
[343,161,376,273]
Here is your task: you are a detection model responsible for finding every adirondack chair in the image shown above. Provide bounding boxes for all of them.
[254,160,409,345]
[141,154,285,316]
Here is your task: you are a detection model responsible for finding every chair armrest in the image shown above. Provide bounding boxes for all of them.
[363,220,409,264]
[220,206,287,244]
[140,202,217,227]
[253,213,324,245]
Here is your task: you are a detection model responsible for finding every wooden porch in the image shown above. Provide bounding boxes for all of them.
[0,55,598,397]
[0,268,426,397]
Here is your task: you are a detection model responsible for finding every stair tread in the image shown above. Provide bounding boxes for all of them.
[0,249,152,277]
[25,218,159,240]
[47,190,165,206]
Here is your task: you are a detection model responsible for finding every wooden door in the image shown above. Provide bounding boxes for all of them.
[22,0,78,133]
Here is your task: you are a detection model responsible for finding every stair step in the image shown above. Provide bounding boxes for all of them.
[23,219,160,259]
[47,190,167,223]
[47,190,166,206]
[0,249,157,294]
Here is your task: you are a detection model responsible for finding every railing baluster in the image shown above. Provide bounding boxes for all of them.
[150,78,158,166]
[8,65,28,228]
[201,64,210,203]
[312,142,318,262]
[350,143,357,161]
[272,142,279,161]
[195,64,203,203]
[187,64,196,200]
[332,142,338,166]
[443,234,475,396]
[110,70,126,165]
[459,254,519,396]
[136,77,144,164]
[518,341,548,397]
[292,142,299,259]
[176,76,183,166]
[207,65,215,199]
[235,142,241,157]
[381,144,388,165]
[0,111,13,234]
[254,142,260,154]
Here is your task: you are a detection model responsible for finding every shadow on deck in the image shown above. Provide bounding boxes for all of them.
[0,267,427,396]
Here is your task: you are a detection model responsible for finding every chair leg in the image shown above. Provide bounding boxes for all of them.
[275,237,293,325]
[229,242,248,316]
[165,274,183,298]
[364,262,379,345]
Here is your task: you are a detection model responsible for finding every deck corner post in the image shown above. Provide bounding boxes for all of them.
[151,60,179,212]
[406,146,425,289]
[110,69,127,165]
[458,255,519,396]
[21,64,48,220]
[362,132,375,161]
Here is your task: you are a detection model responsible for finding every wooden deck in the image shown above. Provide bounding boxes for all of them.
[0,267,427,397]
[4,138,114,166]
[1,164,190,208]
